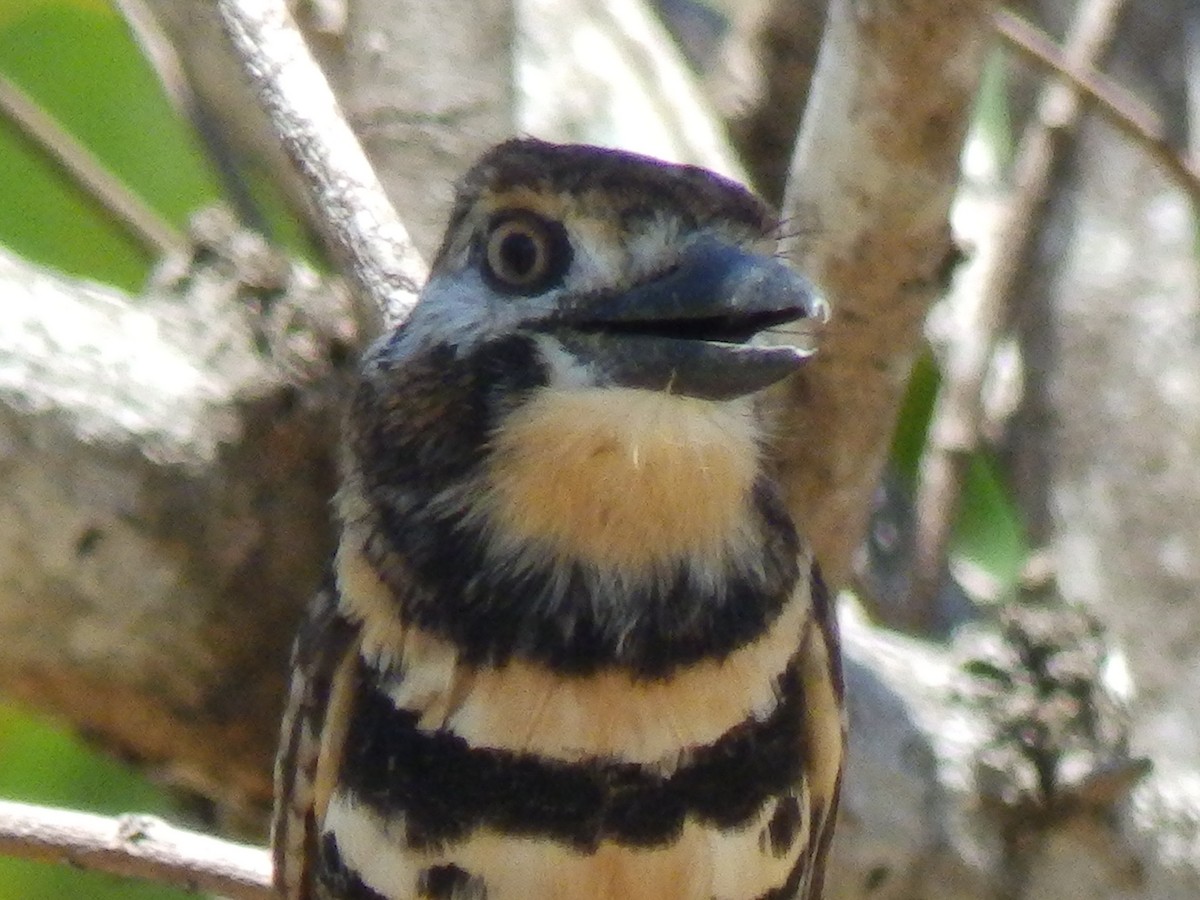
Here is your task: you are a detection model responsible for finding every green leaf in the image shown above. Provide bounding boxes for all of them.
[953,452,1028,598]
[971,46,1015,173]
[890,350,939,486]
[0,0,222,290]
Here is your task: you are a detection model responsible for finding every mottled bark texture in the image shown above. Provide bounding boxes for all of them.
[0,221,358,809]
[777,0,990,587]
[1007,0,1200,772]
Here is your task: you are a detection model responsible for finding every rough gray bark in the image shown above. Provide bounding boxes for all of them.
[776,0,990,588]
[0,221,357,809]
[218,0,427,329]
[140,0,512,259]
[308,0,516,259]
[517,0,747,181]
[1008,0,1200,772]
[829,605,1200,899]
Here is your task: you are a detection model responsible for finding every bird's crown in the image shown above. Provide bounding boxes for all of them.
[430,138,775,273]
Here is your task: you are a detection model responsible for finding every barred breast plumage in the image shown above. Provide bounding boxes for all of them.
[273,139,844,900]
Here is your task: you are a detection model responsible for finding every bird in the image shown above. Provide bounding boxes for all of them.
[272,138,845,900]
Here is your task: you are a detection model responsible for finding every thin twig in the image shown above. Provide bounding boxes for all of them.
[114,0,270,230]
[907,0,1129,630]
[996,8,1200,210]
[0,74,186,257]
[113,0,194,116]
[0,799,273,899]
[217,0,426,328]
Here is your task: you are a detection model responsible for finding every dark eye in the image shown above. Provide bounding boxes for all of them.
[482,212,571,293]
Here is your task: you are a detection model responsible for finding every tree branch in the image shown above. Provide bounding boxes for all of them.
[0,799,272,899]
[217,0,426,328]
[775,0,990,589]
[321,0,515,260]
[0,229,354,814]
[995,7,1200,210]
[832,604,1200,898]
[907,0,1129,629]
[515,0,749,190]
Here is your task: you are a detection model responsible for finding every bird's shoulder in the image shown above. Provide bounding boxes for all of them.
[273,580,362,900]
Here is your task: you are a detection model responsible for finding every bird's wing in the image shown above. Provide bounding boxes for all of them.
[798,561,845,900]
[272,581,361,900]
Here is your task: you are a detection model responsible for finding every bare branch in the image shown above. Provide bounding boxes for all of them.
[217,0,426,328]
[0,73,185,257]
[995,7,1200,210]
[518,0,747,181]
[0,232,354,814]
[0,799,272,899]
[907,0,1129,629]
[327,0,515,259]
[775,0,990,589]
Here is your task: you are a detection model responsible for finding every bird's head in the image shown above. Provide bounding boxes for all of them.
[385,139,825,401]
[347,140,824,578]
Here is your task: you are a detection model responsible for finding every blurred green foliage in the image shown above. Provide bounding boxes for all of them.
[0,0,222,291]
[885,47,1029,605]
[0,706,194,900]
[974,46,1016,174]
[892,353,1028,598]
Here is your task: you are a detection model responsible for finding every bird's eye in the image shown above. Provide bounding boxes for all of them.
[482,212,571,294]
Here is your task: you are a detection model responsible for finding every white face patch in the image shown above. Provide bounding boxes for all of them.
[389,268,564,360]
[563,212,686,296]
[564,214,767,305]
[400,194,756,365]
[532,334,598,389]
[621,213,687,282]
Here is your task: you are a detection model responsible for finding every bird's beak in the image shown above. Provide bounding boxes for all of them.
[543,237,828,401]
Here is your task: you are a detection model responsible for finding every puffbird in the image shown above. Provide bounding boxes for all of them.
[274,139,844,900]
